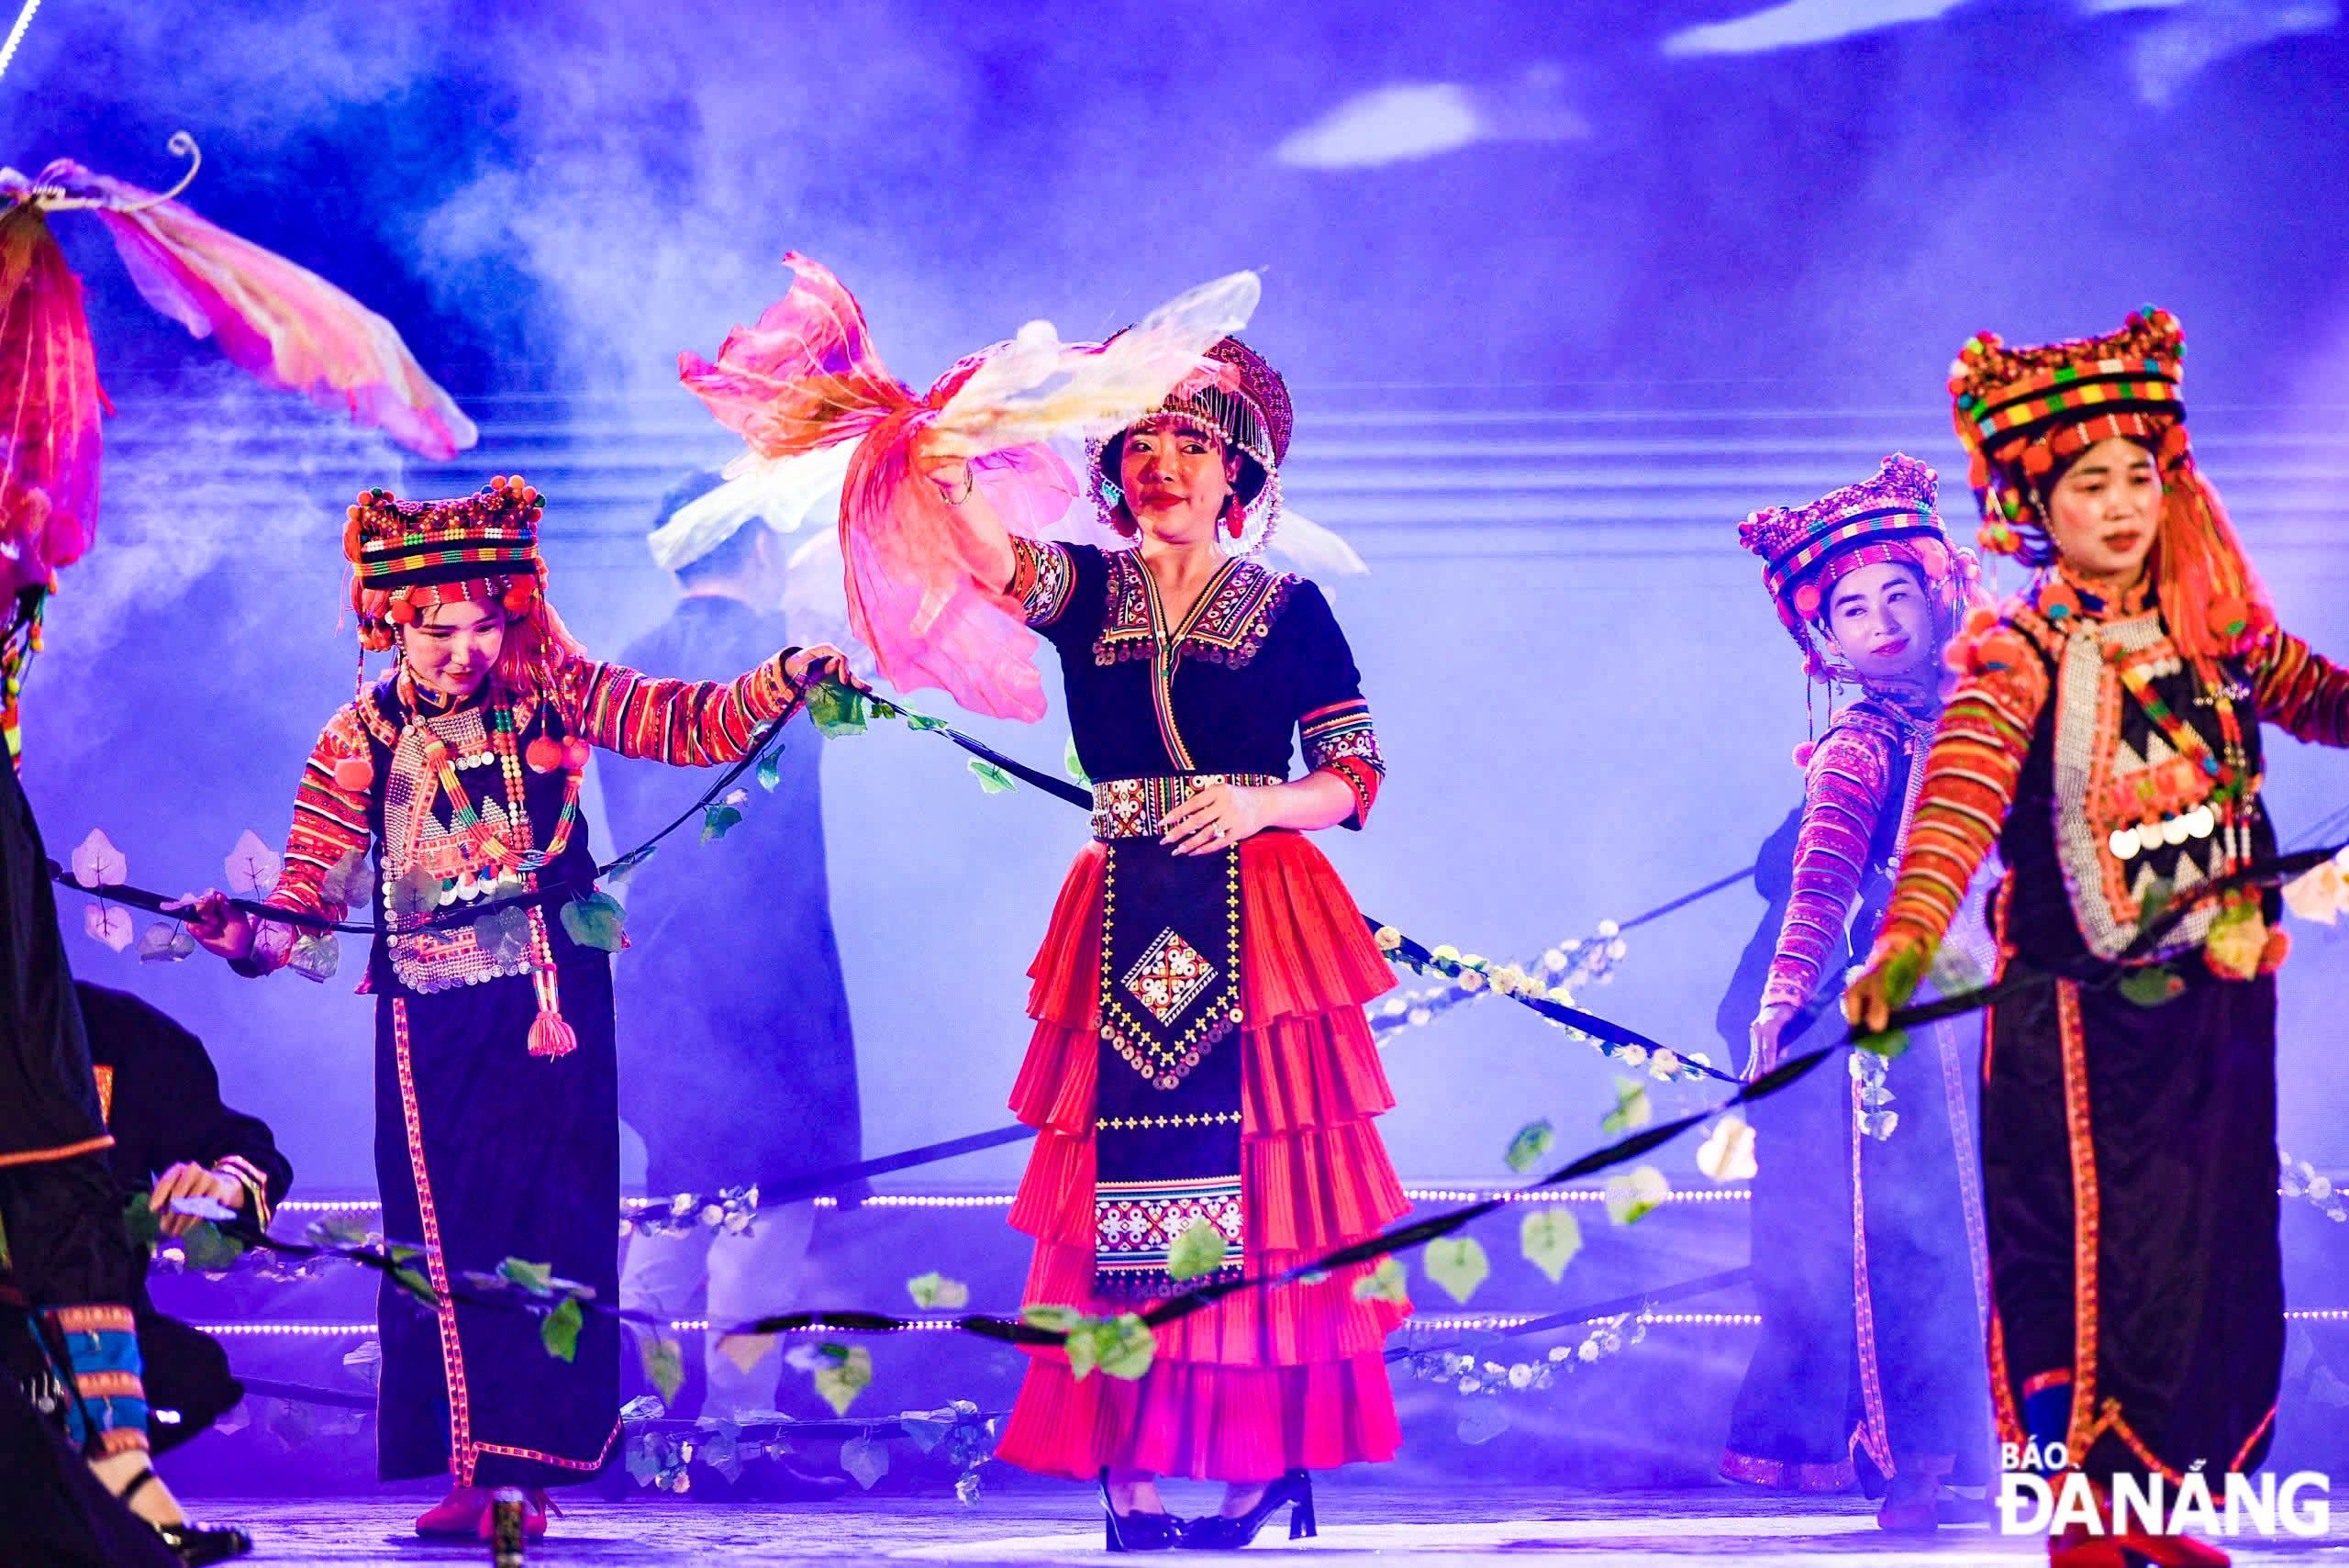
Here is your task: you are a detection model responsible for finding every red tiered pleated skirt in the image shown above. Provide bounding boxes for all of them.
[994,829,1413,1483]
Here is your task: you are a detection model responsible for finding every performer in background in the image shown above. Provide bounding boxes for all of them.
[180,477,842,1540]
[1847,310,2349,1568]
[1722,456,1997,1529]
[0,755,247,1564]
[73,982,293,1453]
[605,473,861,1463]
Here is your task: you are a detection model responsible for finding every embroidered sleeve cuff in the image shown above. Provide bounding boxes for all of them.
[1008,538,1074,628]
[1318,757,1382,829]
[210,1153,274,1229]
[1300,698,1383,828]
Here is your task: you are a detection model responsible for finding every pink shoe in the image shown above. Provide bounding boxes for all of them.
[414,1486,489,1537]
[475,1489,556,1541]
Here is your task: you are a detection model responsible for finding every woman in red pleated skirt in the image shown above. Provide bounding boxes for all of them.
[937,334,1414,1547]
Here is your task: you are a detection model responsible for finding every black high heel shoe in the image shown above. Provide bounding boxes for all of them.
[1099,1468,1186,1552]
[120,1470,254,1565]
[1178,1470,1315,1551]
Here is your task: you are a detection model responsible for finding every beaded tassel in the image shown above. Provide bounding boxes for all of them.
[525,908,575,1058]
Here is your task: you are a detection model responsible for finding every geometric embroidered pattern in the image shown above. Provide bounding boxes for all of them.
[1097,1110,1244,1131]
[1121,926,1219,1026]
[1094,1175,1246,1292]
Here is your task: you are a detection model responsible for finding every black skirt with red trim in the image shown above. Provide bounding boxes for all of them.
[1982,962,2280,1483]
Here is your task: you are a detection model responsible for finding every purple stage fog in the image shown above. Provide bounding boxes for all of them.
[4,1,2348,1563]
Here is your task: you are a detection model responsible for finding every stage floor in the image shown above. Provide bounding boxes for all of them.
[184,1486,2333,1564]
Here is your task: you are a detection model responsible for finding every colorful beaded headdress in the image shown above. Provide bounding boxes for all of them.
[1948,306,2270,659]
[1737,453,1980,683]
[1092,335,1293,551]
[344,474,583,684]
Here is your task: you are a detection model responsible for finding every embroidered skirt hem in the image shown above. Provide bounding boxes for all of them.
[1003,832,1409,1477]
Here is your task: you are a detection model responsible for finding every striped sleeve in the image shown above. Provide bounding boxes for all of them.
[2247,627,2349,747]
[1299,697,1384,828]
[1762,724,1893,1010]
[268,705,373,927]
[555,651,806,767]
[1871,651,2049,963]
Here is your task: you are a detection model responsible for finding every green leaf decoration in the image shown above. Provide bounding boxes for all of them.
[700,802,744,843]
[1063,734,1091,786]
[1503,1119,1555,1174]
[904,712,952,734]
[967,758,1017,795]
[1878,942,1930,1011]
[905,1271,972,1310]
[897,1412,954,1453]
[601,846,656,887]
[1352,1256,1409,1304]
[1854,1027,1910,1060]
[715,1333,775,1374]
[811,1343,874,1415]
[560,893,627,952]
[1926,941,1987,996]
[180,1222,246,1273]
[756,746,784,793]
[1164,1219,1230,1282]
[640,1334,685,1399]
[286,930,342,982]
[320,846,372,909]
[389,1265,438,1307]
[1600,1078,1653,1137]
[1019,1305,1084,1335]
[471,906,531,967]
[306,1214,372,1250]
[1456,1400,1512,1446]
[2137,876,2175,929]
[1089,1314,1158,1382]
[1519,1206,1585,1284]
[540,1296,584,1362]
[807,681,869,739]
[1424,1237,1492,1305]
[387,861,440,922]
[1604,1165,1672,1227]
[840,1433,891,1490]
[122,1195,163,1250]
[137,921,197,963]
[496,1257,558,1297]
[2119,966,2188,1007]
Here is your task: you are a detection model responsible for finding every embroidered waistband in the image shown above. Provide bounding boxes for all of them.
[1090,774,1282,840]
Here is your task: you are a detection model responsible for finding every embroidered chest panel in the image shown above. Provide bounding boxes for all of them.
[378,706,537,992]
[1093,551,1297,670]
[2046,613,2259,962]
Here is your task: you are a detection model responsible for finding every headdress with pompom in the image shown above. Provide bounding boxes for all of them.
[1948,306,2269,660]
[1737,453,1981,684]
[1089,335,1293,554]
[345,474,584,688]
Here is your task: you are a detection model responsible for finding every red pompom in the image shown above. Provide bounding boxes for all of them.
[1791,740,1817,767]
[562,738,593,771]
[524,735,565,773]
[2209,594,2250,638]
[1792,582,1821,618]
[386,598,416,625]
[2021,443,2054,476]
[333,756,375,793]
